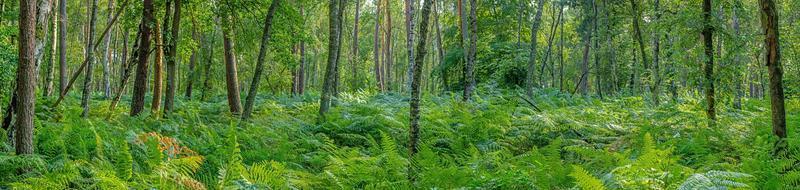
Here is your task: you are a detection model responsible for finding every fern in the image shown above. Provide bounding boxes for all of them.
[678,171,753,190]
[570,165,607,190]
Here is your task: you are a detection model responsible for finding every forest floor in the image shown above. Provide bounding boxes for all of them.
[1,88,799,189]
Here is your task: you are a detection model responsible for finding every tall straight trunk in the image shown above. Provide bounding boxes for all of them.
[516,0,523,48]
[242,0,280,121]
[34,0,53,76]
[629,0,649,90]
[101,0,115,99]
[702,0,716,124]
[403,0,415,92]
[758,0,786,140]
[222,19,242,115]
[577,1,594,95]
[332,0,344,101]
[44,1,57,96]
[434,1,445,91]
[185,18,198,99]
[80,0,98,118]
[320,0,344,118]
[201,33,215,101]
[527,0,545,97]
[384,0,393,91]
[15,0,37,155]
[559,8,564,92]
[604,0,617,93]
[651,0,661,105]
[58,0,67,94]
[151,22,163,114]
[130,0,153,116]
[163,0,181,116]
[408,0,433,182]
[352,0,361,89]
[458,0,470,100]
[732,5,743,109]
[374,0,384,91]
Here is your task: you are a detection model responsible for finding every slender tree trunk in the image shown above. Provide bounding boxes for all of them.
[15,0,37,155]
[384,0,393,91]
[320,0,344,118]
[403,0,415,92]
[130,0,153,116]
[540,4,562,88]
[732,5,743,109]
[527,0,545,97]
[559,8,564,92]
[458,0,471,100]
[151,21,163,114]
[108,28,135,116]
[651,0,661,105]
[433,1,445,92]
[163,0,181,116]
[630,0,649,91]
[201,33,214,101]
[58,0,66,95]
[34,0,53,77]
[80,0,98,118]
[604,0,617,94]
[408,0,433,182]
[374,0,384,91]
[101,0,115,99]
[242,0,280,121]
[577,1,594,95]
[702,0,716,124]
[351,0,361,90]
[185,18,198,99]
[44,2,57,96]
[758,0,786,141]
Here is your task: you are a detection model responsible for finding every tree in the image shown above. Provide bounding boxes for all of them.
[629,0,648,93]
[701,0,715,125]
[101,0,115,99]
[44,0,57,96]
[242,0,281,121]
[758,0,786,141]
[409,0,434,182]
[403,0,415,92]
[374,0,384,91]
[151,20,164,114]
[163,0,181,117]
[15,0,37,155]
[185,17,198,99]
[130,0,154,116]
[58,0,67,94]
[651,0,661,105]
[80,0,98,118]
[527,0,546,97]
[320,0,344,118]
[222,16,242,115]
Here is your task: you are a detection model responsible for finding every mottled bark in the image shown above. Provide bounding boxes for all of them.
[242,0,280,121]
[151,22,163,114]
[101,0,115,99]
[702,0,716,124]
[527,0,545,97]
[403,0,415,92]
[409,0,433,182]
[44,2,57,96]
[320,0,344,118]
[163,0,181,116]
[80,0,98,118]
[758,0,786,140]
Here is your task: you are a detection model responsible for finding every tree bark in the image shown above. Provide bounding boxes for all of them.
[130,0,153,116]
[201,32,215,101]
[58,0,67,94]
[351,0,361,89]
[221,17,242,114]
[702,0,716,124]
[151,21,163,114]
[732,5,743,109]
[15,0,37,155]
[374,0,384,91]
[185,17,198,99]
[163,0,181,116]
[527,0,545,97]
[320,0,344,118]
[403,0,415,92]
[242,0,280,121]
[44,0,57,96]
[384,0,393,91]
[629,0,649,91]
[758,0,786,140]
[108,27,136,117]
[458,0,471,101]
[80,0,98,118]
[408,0,433,182]
[651,0,661,105]
[540,3,563,89]
[101,0,115,99]
[433,1,445,92]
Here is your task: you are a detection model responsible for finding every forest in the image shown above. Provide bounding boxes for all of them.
[0,0,798,189]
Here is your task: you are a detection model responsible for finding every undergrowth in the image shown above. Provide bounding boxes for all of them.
[1,88,798,189]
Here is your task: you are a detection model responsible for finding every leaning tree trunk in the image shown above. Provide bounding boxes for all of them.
[130,0,154,116]
[242,0,281,121]
[15,0,37,155]
[80,0,98,118]
[758,0,786,141]
[163,0,181,117]
[527,0,545,97]
[222,18,242,115]
[702,0,716,125]
[408,0,433,182]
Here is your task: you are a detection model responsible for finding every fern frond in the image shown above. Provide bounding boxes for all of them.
[570,165,606,190]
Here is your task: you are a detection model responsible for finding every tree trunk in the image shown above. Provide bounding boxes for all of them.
[352,0,361,90]
[163,0,181,116]
[15,0,37,155]
[222,19,242,115]
[151,21,163,114]
[403,0,415,92]
[80,0,98,118]
[101,0,115,99]
[384,1,393,91]
[374,0,384,91]
[185,17,198,99]
[201,33,215,101]
[629,0,649,91]
[108,28,136,116]
[130,0,153,116]
[58,0,67,94]
[458,0,471,101]
[758,0,786,141]
[732,5,743,109]
[34,0,54,77]
[559,8,564,92]
[408,0,433,182]
[527,0,545,97]
[651,0,661,105]
[44,1,57,96]
[702,0,716,125]
[242,0,280,121]
[320,0,344,118]
[540,3,562,88]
